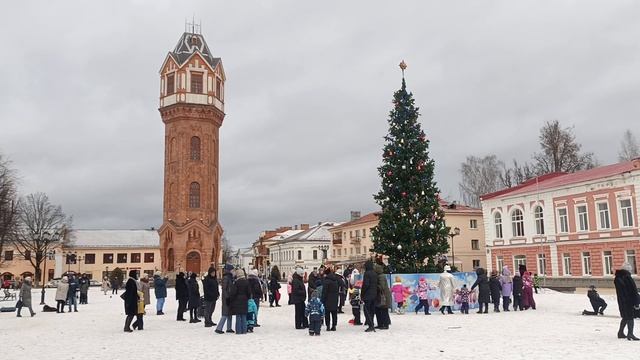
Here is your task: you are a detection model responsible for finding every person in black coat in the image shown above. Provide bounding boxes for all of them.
[361,260,378,332]
[337,274,347,313]
[512,273,523,311]
[321,268,339,331]
[290,267,308,329]
[307,268,318,299]
[215,264,235,334]
[489,270,503,312]
[203,267,220,327]
[187,272,201,323]
[123,270,139,333]
[471,267,490,314]
[247,269,263,326]
[269,276,281,307]
[229,270,251,334]
[614,263,640,340]
[175,272,188,321]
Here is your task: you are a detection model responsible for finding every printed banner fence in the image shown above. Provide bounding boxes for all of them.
[356,272,480,312]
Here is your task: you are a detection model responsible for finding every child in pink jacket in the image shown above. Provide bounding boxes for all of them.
[391,276,405,314]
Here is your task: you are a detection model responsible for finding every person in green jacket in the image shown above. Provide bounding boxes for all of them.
[533,273,541,294]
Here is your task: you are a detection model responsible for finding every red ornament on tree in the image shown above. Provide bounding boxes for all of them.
[402,192,407,197]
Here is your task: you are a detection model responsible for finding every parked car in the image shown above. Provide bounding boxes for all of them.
[46,279,62,288]
[89,279,102,287]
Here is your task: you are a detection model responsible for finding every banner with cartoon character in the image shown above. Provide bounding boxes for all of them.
[354,272,479,312]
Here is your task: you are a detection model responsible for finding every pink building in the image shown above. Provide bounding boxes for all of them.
[480,159,640,286]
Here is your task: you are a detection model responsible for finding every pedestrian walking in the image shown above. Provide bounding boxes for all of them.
[153,271,168,315]
[391,276,405,314]
[522,272,537,310]
[101,277,110,296]
[55,276,69,313]
[414,277,431,315]
[123,270,139,332]
[306,290,325,336]
[269,275,281,307]
[614,263,640,340]
[16,277,35,317]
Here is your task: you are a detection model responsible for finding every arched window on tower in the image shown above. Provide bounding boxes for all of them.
[189,182,200,208]
[190,136,201,160]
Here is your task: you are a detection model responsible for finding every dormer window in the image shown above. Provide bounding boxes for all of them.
[191,72,203,94]
[216,78,222,99]
[166,73,175,95]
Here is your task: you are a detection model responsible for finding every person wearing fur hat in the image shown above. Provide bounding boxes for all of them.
[229,269,251,334]
[321,267,339,331]
[123,270,139,332]
[291,266,308,329]
[153,271,168,315]
[16,277,35,317]
[175,272,188,321]
[203,267,220,327]
[614,262,640,340]
[471,267,490,314]
[414,277,431,315]
[55,276,69,313]
[247,269,263,326]
[500,266,513,311]
[187,272,201,323]
[438,265,455,315]
[215,264,236,334]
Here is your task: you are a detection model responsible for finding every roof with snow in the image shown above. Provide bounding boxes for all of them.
[275,223,341,244]
[68,230,159,249]
[170,32,220,69]
[331,212,381,231]
[481,159,640,201]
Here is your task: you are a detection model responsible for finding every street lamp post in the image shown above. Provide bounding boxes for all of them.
[449,227,461,271]
[40,231,61,305]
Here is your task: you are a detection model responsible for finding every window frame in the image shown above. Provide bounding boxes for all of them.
[84,253,96,264]
[494,212,503,239]
[470,219,478,229]
[117,253,127,264]
[581,252,592,276]
[190,71,204,93]
[557,207,569,233]
[144,253,154,263]
[513,255,526,270]
[471,239,479,250]
[534,205,545,235]
[496,256,504,272]
[602,251,613,276]
[575,204,589,232]
[562,253,572,276]
[190,136,201,161]
[131,253,141,264]
[189,182,200,209]
[596,201,611,230]
[103,253,114,264]
[537,253,547,275]
[626,250,637,274]
[511,208,525,238]
[619,198,634,228]
[166,72,175,95]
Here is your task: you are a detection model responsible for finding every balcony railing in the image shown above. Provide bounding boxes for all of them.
[350,236,361,245]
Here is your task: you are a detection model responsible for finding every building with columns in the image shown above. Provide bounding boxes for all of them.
[157,30,226,274]
[481,159,640,287]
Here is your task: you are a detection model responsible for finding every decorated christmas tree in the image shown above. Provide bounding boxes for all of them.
[371,61,450,273]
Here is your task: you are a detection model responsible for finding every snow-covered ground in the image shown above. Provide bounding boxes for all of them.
[1,287,638,359]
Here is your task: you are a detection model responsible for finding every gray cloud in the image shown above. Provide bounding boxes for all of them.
[1,1,638,247]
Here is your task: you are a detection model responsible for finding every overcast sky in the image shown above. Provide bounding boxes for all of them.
[1,1,638,248]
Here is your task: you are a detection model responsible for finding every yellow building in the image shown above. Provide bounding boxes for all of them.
[1,230,161,282]
[328,202,486,272]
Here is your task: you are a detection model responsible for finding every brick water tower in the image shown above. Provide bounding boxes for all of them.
[157,27,225,274]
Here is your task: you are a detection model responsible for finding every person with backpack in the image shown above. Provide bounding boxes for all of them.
[247,269,263,327]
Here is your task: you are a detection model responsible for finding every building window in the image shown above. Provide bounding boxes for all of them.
[362,228,366,238]
[103,253,113,264]
[144,253,155,263]
[117,253,127,264]
[190,136,201,160]
[626,250,637,274]
[537,254,547,275]
[534,206,545,235]
[562,253,572,276]
[620,199,634,228]
[603,251,613,276]
[470,219,478,229]
[4,250,13,261]
[494,212,503,239]
[332,249,335,258]
[557,208,569,233]
[189,182,200,208]
[297,251,302,260]
[582,252,592,276]
[190,72,203,93]
[471,239,479,250]
[597,202,611,230]
[576,205,589,231]
[355,247,361,254]
[144,270,154,278]
[216,78,222,98]
[166,73,175,95]
[472,259,480,269]
[312,250,317,260]
[514,255,526,269]
[496,256,504,272]
[131,253,141,263]
[84,254,95,264]
[337,249,341,256]
[511,209,524,237]
[24,250,31,260]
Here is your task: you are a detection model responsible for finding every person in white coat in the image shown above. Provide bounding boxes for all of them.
[55,276,70,313]
[438,265,455,315]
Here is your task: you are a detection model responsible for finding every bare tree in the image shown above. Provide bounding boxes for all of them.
[499,159,536,188]
[458,155,504,208]
[221,235,234,264]
[533,120,595,174]
[619,129,640,161]
[0,154,19,263]
[13,193,72,286]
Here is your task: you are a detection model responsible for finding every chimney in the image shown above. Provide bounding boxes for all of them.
[300,224,310,231]
[294,224,298,230]
[350,211,361,221]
